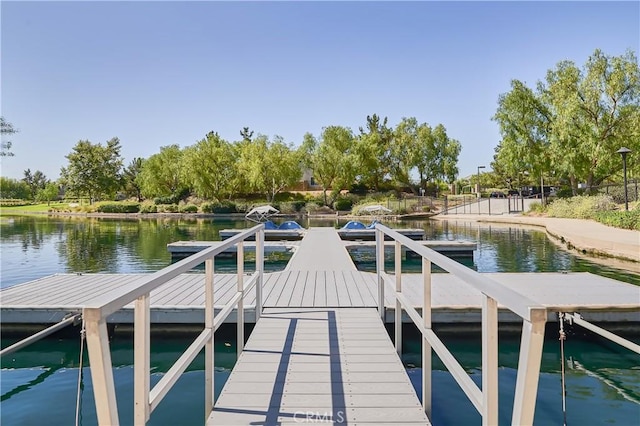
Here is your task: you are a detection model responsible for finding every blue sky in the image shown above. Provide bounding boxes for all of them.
[1,1,638,181]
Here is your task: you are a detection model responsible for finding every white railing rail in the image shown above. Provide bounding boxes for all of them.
[375,224,547,426]
[83,224,265,426]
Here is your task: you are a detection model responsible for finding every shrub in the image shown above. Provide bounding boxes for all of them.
[0,199,31,207]
[179,204,198,213]
[157,204,179,213]
[303,202,321,213]
[594,210,640,230]
[140,202,157,213]
[527,201,545,214]
[201,201,237,214]
[96,202,140,213]
[333,198,353,211]
[278,200,306,213]
[546,195,616,219]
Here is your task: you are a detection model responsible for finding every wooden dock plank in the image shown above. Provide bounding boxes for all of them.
[208,307,430,425]
[2,272,638,324]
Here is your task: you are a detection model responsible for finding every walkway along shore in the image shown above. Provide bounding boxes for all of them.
[434,214,640,264]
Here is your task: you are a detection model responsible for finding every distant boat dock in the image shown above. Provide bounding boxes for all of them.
[1,225,638,425]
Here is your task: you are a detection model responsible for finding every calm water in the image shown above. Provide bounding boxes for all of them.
[1,215,639,424]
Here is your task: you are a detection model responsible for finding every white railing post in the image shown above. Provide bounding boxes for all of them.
[482,295,498,426]
[84,308,119,426]
[512,313,546,425]
[255,229,264,321]
[134,294,150,424]
[394,240,402,356]
[204,258,215,417]
[237,242,245,356]
[376,228,385,320]
[422,257,432,418]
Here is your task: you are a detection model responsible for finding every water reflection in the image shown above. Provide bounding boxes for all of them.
[1,215,638,288]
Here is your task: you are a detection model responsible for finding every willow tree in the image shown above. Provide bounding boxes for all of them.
[237,135,301,202]
[138,144,187,200]
[182,132,237,200]
[306,126,357,205]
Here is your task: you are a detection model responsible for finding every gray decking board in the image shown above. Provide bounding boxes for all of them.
[2,272,638,324]
[208,308,431,425]
[287,228,357,271]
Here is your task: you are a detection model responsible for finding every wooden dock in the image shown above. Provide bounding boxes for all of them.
[2,271,638,324]
[2,225,639,426]
[208,308,430,425]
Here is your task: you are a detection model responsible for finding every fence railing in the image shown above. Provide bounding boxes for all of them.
[375,224,547,425]
[83,224,265,425]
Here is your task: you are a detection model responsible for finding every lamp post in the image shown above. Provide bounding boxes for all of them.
[617,147,632,211]
[477,166,486,198]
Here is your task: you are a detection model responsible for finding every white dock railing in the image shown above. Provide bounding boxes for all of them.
[83,224,265,426]
[375,224,548,426]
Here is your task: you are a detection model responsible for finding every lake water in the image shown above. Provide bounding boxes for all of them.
[1,215,639,425]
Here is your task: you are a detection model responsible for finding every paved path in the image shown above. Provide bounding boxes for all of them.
[435,214,639,262]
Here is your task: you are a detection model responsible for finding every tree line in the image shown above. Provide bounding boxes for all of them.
[1,116,462,205]
[492,49,640,194]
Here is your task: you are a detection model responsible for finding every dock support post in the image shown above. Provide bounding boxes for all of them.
[134,294,150,424]
[512,313,546,425]
[237,242,245,356]
[482,295,498,426]
[422,257,432,418]
[376,228,385,321]
[84,309,119,426]
[394,241,402,356]
[256,229,264,321]
[205,258,215,417]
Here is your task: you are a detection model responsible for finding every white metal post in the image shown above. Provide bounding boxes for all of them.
[422,257,432,418]
[395,240,402,356]
[482,295,498,426]
[512,316,546,425]
[84,309,119,426]
[204,258,215,416]
[134,294,150,424]
[255,229,264,321]
[237,242,245,356]
[376,228,385,320]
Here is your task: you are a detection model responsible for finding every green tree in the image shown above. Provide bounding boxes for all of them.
[23,169,49,200]
[1,117,17,157]
[123,158,144,201]
[493,49,640,194]
[183,132,237,200]
[36,182,60,205]
[390,117,419,189]
[309,126,357,205]
[355,114,393,190]
[0,177,30,199]
[60,138,124,202]
[138,144,187,200]
[237,135,301,202]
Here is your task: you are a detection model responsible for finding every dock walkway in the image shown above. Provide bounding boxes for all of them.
[287,228,356,271]
[208,307,430,425]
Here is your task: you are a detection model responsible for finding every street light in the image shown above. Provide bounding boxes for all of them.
[617,147,632,211]
[477,165,486,198]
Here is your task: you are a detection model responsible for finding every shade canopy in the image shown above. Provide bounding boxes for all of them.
[245,205,279,222]
[359,204,392,214]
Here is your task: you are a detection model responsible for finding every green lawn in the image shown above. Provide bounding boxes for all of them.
[0,203,60,214]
